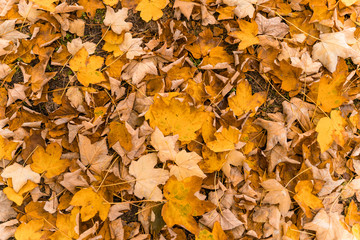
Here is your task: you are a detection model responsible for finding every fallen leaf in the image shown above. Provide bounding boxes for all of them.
[129,153,169,201]
[196,221,227,240]
[169,150,206,180]
[229,20,259,50]
[136,0,168,22]
[31,142,71,178]
[261,179,291,216]
[206,126,240,152]
[162,176,215,234]
[228,79,266,117]
[1,163,41,192]
[103,6,132,34]
[254,118,288,151]
[150,127,178,162]
[108,121,133,151]
[70,187,110,221]
[0,191,17,222]
[15,219,47,240]
[293,180,323,218]
[316,110,347,153]
[255,13,289,38]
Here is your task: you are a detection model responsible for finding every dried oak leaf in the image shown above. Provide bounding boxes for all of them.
[129,153,169,201]
[145,93,206,142]
[162,176,215,234]
[69,47,106,86]
[136,0,168,22]
[70,187,110,221]
[228,79,266,117]
[316,110,347,153]
[31,142,71,178]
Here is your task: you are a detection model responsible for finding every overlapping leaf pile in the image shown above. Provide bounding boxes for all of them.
[1,0,360,239]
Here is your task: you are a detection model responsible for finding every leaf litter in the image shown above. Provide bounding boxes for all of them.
[1,0,360,239]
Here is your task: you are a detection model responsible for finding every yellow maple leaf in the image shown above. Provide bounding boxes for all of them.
[316,110,347,153]
[206,126,240,152]
[145,93,206,142]
[49,208,80,240]
[108,121,133,151]
[69,47,106,86]
[70,187,110,221]
[200,46,233,68]
[293,180,323,218]
[31,143,71,178]
[228,80,266,117]
[15,219,48,240]
[162,176,215,234]
[77,0,105,18]
[3,181,38,206]
[196,222,227,240]
[136,0,168,22]
[30,0,57,12]
[229,20,259,50]
[0,135,18,160]
[346,201,360,226]
[199,147,227,173]
[308,60,347,112]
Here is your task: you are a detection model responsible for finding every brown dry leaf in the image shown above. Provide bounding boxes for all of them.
[108,121,133,151]
[254,118,288,151]
[78,135,112,174]
[150,127,178,162]
[261,179,291,216]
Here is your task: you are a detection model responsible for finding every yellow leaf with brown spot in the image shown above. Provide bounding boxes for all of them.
[229,20,259,50]
[162,176,215,234]
[228,80,266,117]
[69,47,106,86]
[108,121,133,151]
[70,187,110,221]
[31,143,70,178]
[196,222,227,240]
[136,0,168,22]
[293,180,323,218]
[145,93,206,142]
[316,110,347,153]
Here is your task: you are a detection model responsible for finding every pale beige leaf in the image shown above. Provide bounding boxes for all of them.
[150,127,178,162]
[1,163,41,192]
[103,6,132,34]
[169,150,206,181]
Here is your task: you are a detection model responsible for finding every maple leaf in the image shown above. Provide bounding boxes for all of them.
[261,179,291,216]
[200,46,233,69]
[206,126,240,152]
[108,121,133,151]
[0,0,15,16]
[129,153,169,201]
[118,32,146,59]
[69,47,106,86]
[50,208,79,239]
[196,221,227,240]
[1,163,41,192]
[312,28,355,73]
[15,219,48,240]
[228,79,266,117]
[78,135,112,174]
[145,93,206,142]
[229,20,259,50]
[308,60,347,113]
[30,0,57,12]
[255,13,289,38]
[254,118,288,151]
[0,135,18,160]
[76,0,104,18]
[0,20,28,42]
[59,169,89,193]
[293,180,323,218]
[304,210,354,240]
[162,176,215,234]
[150,127,178,162]
[169,150,206,180]
[136,0,168,22]
[346,201,360,227]
[30,142,71,178]
[223,0,256,19]
[0,219,18,240]
[316,110,347,153]
[70,187,110,221]
[103,6,132,34]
